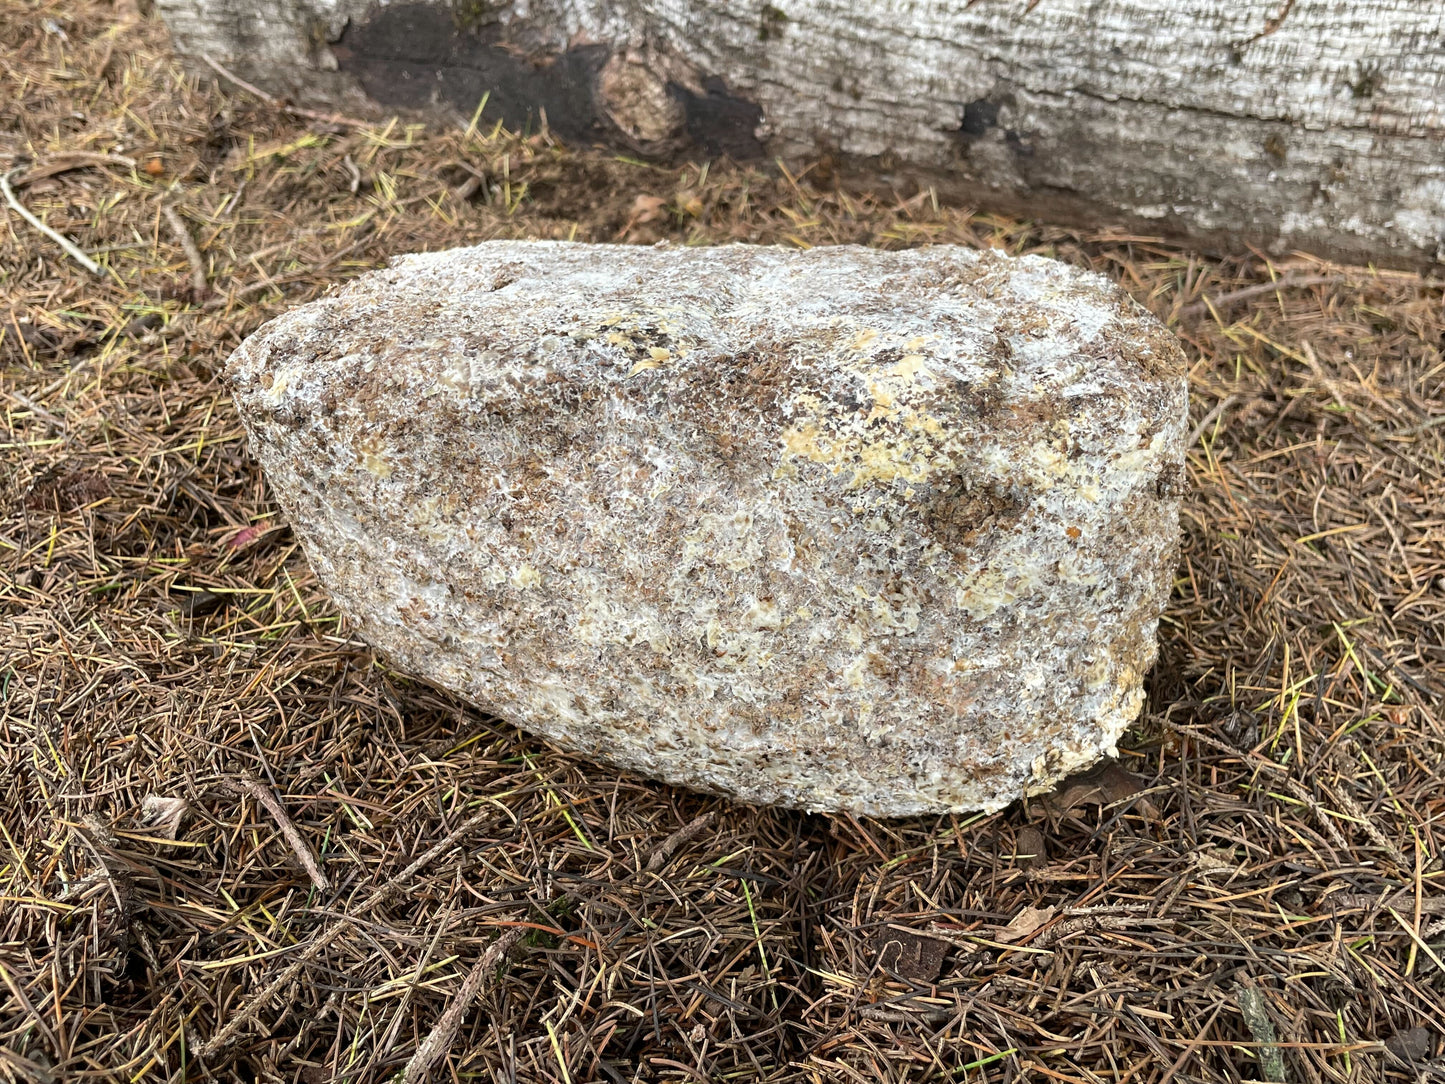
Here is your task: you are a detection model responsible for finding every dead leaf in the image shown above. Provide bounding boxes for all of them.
[629,194,667,224]
[1013,826,1047,871]
[990,904,1057,943]
[1041,759,1151,815]
[1385,1026,1433,1064]
[139,796,189,840]
[871,924,948,981]
[615,193,671,240]
[227,521,273,551]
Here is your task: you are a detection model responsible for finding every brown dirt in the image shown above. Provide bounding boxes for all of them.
[3,2,1444,1082]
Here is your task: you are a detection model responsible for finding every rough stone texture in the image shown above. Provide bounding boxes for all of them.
[227,241,1188,815]
[156,0,1445,268]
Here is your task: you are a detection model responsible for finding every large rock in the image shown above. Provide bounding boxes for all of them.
[227,241,1187,815]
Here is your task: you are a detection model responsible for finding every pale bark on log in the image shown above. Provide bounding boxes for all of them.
[155,0,1445,266]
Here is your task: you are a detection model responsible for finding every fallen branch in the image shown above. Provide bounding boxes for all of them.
[9,152,137,187]
[0,169,105,277]
[1180,274,1346,317]
[200,53,370,129]
[6,389,67,433]
[401,928,526,1084]
[198,808,494,1057]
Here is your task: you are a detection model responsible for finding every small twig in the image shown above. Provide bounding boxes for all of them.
[1283,778,1352,855]
[1180,274,1345,317]
[36,359,99,399]
[1326,775,1411,871]
[646,811,715,872]
[1235,980,1287,1083]
[198,808,493,1057]
[6,389,66,432]
[452,173,484,201]
[1326,892,1445,915]
[1187,395,1239,450]
[1031,913,1171,949]
[402,928,526,1083]
[443,158,486,201]
[216,177,247,217]
[200,51,280,104]
[236,771,329,891]
[1,168,105,277]
[1396,413,1445,439]
[162,204,209,300]
[10,152,137,187]
[200,53,370,129]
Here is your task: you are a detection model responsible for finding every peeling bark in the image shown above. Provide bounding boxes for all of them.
[155,0,1445,265]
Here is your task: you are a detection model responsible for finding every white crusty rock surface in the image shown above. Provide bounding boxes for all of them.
[228,241,1187,815]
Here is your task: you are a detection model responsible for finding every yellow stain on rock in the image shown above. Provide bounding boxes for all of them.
[889,354,928,379]
[511,563,542,589]
[779,366,951,489]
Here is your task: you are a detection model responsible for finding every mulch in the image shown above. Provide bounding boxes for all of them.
[3,2,1443,1082]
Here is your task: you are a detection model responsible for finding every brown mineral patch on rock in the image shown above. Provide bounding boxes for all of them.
[921,479,1026,562]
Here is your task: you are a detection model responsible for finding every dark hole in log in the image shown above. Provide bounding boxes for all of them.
[334,3,610,143]
[334,4,765,160]
[959,98,1000,137]
[670,76,766,160]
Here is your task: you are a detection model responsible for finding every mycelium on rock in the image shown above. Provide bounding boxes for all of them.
[227,240,1187,815]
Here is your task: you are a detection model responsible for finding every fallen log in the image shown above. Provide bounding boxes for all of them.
[157,0,1445,267]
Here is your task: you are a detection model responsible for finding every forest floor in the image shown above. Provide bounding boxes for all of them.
[3,2,1444,1082]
